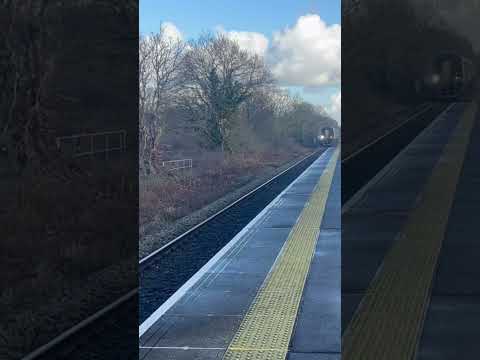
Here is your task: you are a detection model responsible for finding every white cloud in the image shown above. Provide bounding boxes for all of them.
[269,14,341,89]
[216,27,269,57]
[159,17,340,107]
[328,91,341,123]
[161,22,183,42]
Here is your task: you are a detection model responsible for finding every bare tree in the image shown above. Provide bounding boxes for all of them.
[268,88,297,118]
[139,29,185,174]
[0,1,57,175]
[179,34,272,151]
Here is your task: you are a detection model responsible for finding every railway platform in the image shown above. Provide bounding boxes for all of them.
[342,101,480,359]
[139,147,340,360]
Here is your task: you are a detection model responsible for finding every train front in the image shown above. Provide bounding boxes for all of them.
[418,53,476,101]
[319,127,337,147]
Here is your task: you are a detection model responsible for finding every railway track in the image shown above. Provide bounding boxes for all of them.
[25,293,139,360]
[139,148,327,323]
[342,102,453,204]
[21,148,327,360]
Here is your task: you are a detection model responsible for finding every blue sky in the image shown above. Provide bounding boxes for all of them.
[140,0,341,119]
[140,0,340,38]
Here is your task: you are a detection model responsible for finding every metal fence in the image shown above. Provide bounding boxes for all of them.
[159,158,192,171]
[56,130,127,159]
[140,158,194,187]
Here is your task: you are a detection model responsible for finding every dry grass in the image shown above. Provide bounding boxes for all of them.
[140,146,309,228]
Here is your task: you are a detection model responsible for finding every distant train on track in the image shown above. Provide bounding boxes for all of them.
[416,53,476,101]
[318,126,338,147]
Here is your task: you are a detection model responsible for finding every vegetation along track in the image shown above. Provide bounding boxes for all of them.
[139,147,327,323]
[342,102,452,204]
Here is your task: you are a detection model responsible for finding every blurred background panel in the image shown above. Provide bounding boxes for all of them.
[0,1,138,359]
[342,1,480,359]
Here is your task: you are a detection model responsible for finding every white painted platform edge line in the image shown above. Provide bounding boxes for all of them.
[342,103,456,214]
[139,148,335,337]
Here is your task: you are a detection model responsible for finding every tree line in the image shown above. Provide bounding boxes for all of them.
[139,30,336,174]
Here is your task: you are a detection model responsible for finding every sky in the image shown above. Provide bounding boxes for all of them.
[140,0,341,122]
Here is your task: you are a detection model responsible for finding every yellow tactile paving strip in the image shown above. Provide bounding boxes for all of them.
[342,103,477,360]
[223,148,339,360]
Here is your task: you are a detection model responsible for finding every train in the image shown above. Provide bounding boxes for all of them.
[416,53,476,101]
[318,126,338,147]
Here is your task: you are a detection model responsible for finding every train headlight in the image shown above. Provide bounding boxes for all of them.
[431,74,440,84]
[320,135,325,140]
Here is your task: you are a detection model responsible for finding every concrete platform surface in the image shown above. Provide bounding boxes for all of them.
[342,102,480,359]
[140,147,340,360]
[342,103,462,327]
